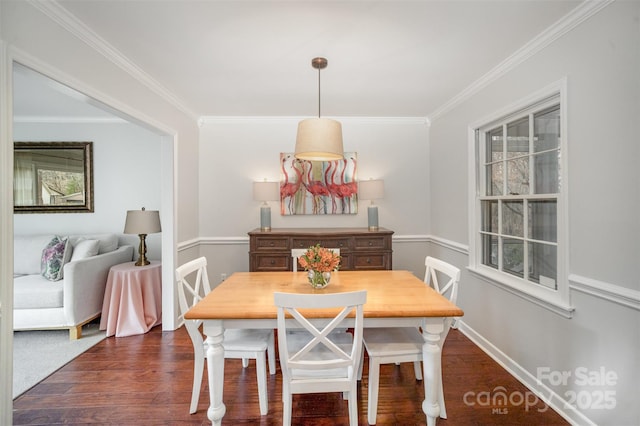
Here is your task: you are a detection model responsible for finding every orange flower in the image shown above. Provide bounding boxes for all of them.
[298,244,340,273]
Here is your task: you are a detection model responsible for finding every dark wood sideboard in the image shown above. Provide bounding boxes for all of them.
[248,227,393,272]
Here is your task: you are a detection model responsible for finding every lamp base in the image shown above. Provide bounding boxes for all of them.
[260,205,272,232]
[367,205,379,232]
[135,257,150,267]
[134,234,150,266]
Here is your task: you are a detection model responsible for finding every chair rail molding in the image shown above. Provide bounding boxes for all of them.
[185,236,638,312]
[569,274,640,311]
[184,234,464,251]
[425,234,469,255]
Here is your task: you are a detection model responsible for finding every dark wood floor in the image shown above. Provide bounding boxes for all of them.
[13,325,568,425]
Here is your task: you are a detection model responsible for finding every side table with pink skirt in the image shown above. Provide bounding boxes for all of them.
[100,261,162,337]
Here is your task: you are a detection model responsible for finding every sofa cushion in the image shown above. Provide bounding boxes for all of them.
[14,274,64,309]
[41,236,72,281]
[14,234,55,275]
[69,234,118,254]
[70,238,100,261]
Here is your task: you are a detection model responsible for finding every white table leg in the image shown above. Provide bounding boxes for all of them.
[421,318,445,426]
[205,321,226,426]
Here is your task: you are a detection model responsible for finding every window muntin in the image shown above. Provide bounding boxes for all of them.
[478,102,560,290]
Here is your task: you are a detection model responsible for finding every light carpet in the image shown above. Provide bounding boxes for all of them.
[12,323,106,398]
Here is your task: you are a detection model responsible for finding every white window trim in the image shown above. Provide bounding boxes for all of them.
[467,78,573,318]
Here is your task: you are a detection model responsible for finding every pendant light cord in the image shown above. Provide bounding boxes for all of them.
[317,66,321,118]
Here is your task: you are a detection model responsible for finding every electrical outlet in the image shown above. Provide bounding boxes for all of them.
[220,273,227,282]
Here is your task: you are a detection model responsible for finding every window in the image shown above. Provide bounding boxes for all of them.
[469,82,571,316]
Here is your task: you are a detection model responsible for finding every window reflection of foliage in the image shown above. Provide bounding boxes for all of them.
[503,239,524,277]
[503,201,523,238]
[507,157,529,195]
[66,174,84,194]
[39,170,83,195]
[477,100,560,289]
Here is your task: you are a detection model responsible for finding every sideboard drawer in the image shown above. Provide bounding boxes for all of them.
[291,238,321,249]
[292,237,350,250]
[353,254,389,270]
[354,236,388,250]
[319,238,350,249]
[254,237,289,250]
[254,254,289,271]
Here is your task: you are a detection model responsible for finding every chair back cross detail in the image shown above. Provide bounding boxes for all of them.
[275,290,367,426]
[279,294,357,370]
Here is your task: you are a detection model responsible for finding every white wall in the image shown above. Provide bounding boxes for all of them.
[13,121,162,258]
[197,117,431,281]
[0,3,201,420]
[199,117,429,236]
[1,0,200,243]
[1,0,202,328]
[428,2,639,425]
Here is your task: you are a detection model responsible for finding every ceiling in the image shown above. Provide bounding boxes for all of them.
[14,0,584,120]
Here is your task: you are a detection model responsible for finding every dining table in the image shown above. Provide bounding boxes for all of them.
[184,270,464,426]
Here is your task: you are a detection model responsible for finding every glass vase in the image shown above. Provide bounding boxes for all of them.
[307,270,331,289]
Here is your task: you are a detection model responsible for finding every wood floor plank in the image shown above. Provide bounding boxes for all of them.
[13,325,569,425]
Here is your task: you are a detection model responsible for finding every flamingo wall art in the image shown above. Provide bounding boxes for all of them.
[280,152,358,215]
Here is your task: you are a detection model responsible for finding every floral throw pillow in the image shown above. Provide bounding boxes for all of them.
[41,236,72,281]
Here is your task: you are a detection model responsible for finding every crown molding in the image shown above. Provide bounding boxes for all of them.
[11,47,178,137]
[28,0,198,121]
[14,115,127,124]
[428,0,614,122]
[199,116,429,125]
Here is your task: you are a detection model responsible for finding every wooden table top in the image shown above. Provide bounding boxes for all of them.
[185,270,464,320]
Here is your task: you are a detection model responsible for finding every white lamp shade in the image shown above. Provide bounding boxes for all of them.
[124,209,161,235]
[294,118,344,161]
[359,179,384,200]
[253,181,279,202]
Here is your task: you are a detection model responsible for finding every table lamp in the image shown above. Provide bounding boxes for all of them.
[124,207,161,266]
[358,179,384,231]
[253,180,279,232]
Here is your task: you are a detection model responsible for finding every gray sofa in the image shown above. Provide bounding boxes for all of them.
[13,233,133,339]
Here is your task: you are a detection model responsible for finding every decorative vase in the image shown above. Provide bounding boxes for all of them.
[307,270,331,289]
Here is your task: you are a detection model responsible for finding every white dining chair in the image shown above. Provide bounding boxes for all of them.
[175,257,276,415]
[274,290,367,426]
[291,247,340,272]
[360,256,460,424]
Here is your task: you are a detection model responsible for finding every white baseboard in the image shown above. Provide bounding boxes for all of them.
[456,320,596,426]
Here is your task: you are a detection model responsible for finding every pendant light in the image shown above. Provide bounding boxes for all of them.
[294,57,344,161]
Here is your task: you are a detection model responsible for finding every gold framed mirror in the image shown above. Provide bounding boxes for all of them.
[14,141,94,214]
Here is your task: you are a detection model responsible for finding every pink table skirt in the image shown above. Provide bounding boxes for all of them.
[100,261,162,337]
